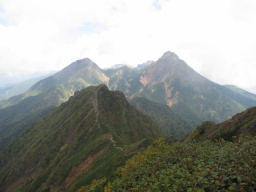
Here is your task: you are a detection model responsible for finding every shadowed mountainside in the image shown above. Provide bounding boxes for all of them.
[130,97,197,139]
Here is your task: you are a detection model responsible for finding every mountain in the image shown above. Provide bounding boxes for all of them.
[130,97,197,139]
[0,72,50,88]
[108,51,256,123]
[185,106,256,142]
[0,58,109,145]
[1,58,109,109]
[0,85,161,192]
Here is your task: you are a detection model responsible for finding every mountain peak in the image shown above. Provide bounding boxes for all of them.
[95,84,109,92]
[160,51,179,60]
[69,57,97,69]
[55,57,100,77]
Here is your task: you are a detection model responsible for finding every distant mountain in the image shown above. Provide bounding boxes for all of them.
[185,106,256,142]
[1,58,109,109]
[130,97,197,139]
[0,75,50,101]
[109,51,256,123]
[27,58,109,106]
[224,85,256,107]
[0,72,50,88]
[135,60,154,70]
[0,58,109,145]
[0,85,161,192]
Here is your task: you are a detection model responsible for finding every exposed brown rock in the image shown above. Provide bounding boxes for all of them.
[64,145,109,189]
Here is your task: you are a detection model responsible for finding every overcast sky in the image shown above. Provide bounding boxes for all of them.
[0,0,255,89]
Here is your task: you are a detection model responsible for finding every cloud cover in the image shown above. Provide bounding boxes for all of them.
[0,0,255,89]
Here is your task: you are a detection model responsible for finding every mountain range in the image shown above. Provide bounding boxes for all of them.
[107,51,255,122]
[0,51,256,146]
[0,51,256,191]
[0,78,39,101]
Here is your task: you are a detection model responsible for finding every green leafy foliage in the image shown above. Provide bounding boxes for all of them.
[110,138,256,191]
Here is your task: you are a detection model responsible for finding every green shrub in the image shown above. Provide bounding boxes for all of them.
[110,138,256,192]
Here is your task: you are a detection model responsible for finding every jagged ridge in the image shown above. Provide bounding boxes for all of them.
[0,85,161,192]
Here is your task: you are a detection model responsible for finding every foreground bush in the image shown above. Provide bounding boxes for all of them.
[109,138,256,192]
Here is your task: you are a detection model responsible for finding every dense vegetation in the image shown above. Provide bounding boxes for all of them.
[80,138,256,192]
[108,138,256,192]
[78,106,256,192]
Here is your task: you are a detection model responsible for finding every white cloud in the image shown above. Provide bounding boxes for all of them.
[0,0,255,89]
